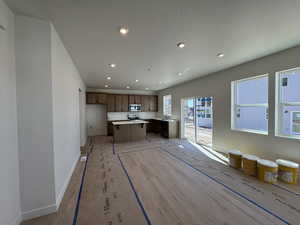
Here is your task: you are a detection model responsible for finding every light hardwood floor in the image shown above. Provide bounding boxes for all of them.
[22,135,300,225]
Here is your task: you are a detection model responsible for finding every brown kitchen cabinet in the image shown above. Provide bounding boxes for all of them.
[107,94,116,112]
[107,122,113,136]
[129,95,135,104]
[115,94,128,112]
[135,95,141,104]
[149,95,158,112]
[115,95,122,112]
[86,92,158,112]
[129,95,142,104]
[141,95,150,112]
[161,120,178,138]
[97,93,107,104]
[86,92,107,104]
[86,93,97,104]
[121,95,129,112]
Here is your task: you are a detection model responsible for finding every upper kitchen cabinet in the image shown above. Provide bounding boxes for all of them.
[141,95,150,112]
[86,92,107,104]
[97,93,107,104]
[135,95,141,104]
[115,95,129,112]
[86,93,97,104]
[129,95,142,104]
[115,95,122,112]
[86,92,158,112]
[107,94,116,112]
[129,95,135,104]
[121,95,129,112]
[149,95,158,112]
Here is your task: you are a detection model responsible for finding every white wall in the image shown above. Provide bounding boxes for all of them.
[15,15,87,220]
[86,105,107,136]
[0,1,21,225]
[158,45,300,163]
[15,15,56,219]
[51,24,86,206]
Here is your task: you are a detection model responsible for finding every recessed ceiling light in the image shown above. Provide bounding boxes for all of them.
[159,81,162,84]
[109,63,116,68]
[135,79,139,82]
[106,76,111,80]
[217,53,225,58]
[119,26,129,35]
[126,86,130,89]
[145,88,149,90]
[105,84,109,88]
[178,72,183,76]
[177,42,185,48]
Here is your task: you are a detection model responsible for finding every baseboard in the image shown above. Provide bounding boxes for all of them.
[55,152,81,209]
[80,136,87,148]
[21,153,81,222]
[11,213,22,225]
[22,204,57,221]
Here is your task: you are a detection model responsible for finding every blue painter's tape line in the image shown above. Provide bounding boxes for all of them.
[117,154,152,225]
[72,151,90,225]
[160,148,291,225]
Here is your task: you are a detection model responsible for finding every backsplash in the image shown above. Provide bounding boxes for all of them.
[107,112,157,121]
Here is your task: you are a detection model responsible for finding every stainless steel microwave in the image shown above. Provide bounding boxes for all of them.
[129,104,141,112]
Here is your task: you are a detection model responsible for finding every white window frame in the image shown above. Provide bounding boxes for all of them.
[275,67,300,140]
[163,95,172,117]
[231,74,269,135]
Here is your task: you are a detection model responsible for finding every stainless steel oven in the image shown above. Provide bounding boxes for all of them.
[129,104,141,112]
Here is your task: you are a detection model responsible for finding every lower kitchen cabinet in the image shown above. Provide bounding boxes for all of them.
[147,119,178,138]
[160,120,178,138]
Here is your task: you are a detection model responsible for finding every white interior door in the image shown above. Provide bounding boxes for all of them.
[86,105,107,136]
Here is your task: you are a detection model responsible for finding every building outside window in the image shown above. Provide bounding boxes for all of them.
[163,95,172,117]
[231,74,269,134]
[276,67,300,138]
[196,97,213,128]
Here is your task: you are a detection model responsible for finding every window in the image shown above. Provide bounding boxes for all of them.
[275,67,300,139]
[231,74,269,134]
[163,95,172,116]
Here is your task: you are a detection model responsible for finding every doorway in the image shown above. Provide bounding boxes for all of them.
[182,97,213,148]
[86,104,107,136]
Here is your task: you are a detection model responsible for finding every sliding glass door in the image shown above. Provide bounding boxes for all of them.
[196,97,213,147]
[183,98,196,142]
[182,97,213,147]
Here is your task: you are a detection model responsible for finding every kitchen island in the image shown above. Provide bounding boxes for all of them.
[112,120,149,143]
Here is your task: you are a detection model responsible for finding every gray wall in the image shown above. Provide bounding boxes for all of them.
[158,45,300,163]
[0,1,21,225]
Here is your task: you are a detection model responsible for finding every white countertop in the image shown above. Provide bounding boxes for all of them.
[112,120,149,125]
[152,118,177,122]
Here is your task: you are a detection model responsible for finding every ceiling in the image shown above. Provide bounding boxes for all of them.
[5,0,300,91]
